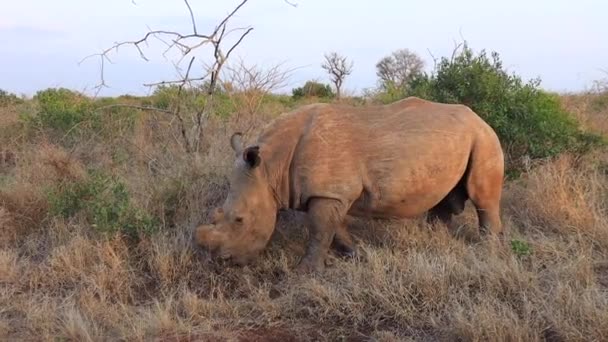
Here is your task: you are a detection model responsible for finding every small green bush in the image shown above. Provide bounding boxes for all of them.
[292,81,335,99]
[510,239,532,258]
[406,44,604,174]
[47,170,159,237]
[24,88,97,133]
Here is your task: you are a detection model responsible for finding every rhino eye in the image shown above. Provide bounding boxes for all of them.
[235,216,244,224]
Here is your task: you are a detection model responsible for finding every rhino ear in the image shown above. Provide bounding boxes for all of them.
[230,132,244,154]
[243,145,261,168]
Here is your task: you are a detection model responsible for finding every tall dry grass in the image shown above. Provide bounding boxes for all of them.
[1,95,607,341]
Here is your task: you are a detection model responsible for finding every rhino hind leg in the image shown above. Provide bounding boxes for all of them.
[465,152,504,237]
[330,223,356,259]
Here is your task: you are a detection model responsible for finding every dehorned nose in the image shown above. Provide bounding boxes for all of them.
[193,224,212,247]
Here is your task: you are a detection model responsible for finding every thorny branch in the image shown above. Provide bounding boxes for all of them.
[80,0,297,153]
[79,0,258,153]
[80,0,253,96]
[183,0,198,34]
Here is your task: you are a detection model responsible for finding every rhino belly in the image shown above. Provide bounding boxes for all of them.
[347,159,467,219]
[348,189,451,219]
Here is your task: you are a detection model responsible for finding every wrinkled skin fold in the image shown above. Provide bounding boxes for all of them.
[194,97,505,272]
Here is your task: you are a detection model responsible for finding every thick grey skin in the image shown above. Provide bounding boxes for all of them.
[262,97,504,271]
[197,96,505,273]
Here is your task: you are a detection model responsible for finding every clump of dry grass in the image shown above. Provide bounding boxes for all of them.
[561,92,608,135]
[505,154,607,237]
[1,95,607,341]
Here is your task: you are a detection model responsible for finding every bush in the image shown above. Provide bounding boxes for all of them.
[151,85,181,110]
[0,89,23,107]
[47,170,158,237]
[292,81,335,99]
[91,97,140,137]
[24,88,96,133]
[406,44,604,175]
[151,84,236,117]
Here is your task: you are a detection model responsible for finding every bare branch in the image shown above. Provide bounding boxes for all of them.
[142,75,209,88]
[80,0,300,153]
[213,0,248,37]
[224,27,254,62]
[178,57,197,93]
[95,104,174,115]
[450,41,464,63]
[426,48,438,70]
[183,0,198,34]
[79,0,269,97]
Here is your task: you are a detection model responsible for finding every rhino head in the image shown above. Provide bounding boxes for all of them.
[194,133,279,265]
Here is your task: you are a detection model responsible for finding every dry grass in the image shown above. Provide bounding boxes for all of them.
[1,97,608,341]
[561,92,608,135]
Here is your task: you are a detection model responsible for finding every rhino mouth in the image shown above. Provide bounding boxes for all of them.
[210,249,250,266]
[218,252,232,261]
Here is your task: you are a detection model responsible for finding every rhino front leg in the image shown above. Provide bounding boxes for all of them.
[297,198,348,273]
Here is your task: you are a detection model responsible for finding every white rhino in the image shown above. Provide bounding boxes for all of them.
[195,97,505,272]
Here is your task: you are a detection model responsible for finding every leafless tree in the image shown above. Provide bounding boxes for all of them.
[321,52,353,100]
[80,0,297,154]
[375,48,425,92]
[222,57,297,120]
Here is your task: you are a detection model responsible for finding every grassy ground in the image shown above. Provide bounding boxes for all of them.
[1,93,607,341]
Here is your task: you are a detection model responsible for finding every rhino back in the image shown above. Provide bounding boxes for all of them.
[289,98,488,217]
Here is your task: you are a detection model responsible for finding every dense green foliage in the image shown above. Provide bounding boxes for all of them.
[400,44,604,174]
[25,88,97,133]
[151,84,237,118]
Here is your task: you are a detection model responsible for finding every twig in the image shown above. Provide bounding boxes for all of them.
[183,0,198,34]
[143,75,209,88]
[225,28,254,62]
[95,104,174,115]
[426,48,438,70]
[79,0,301,153]
[213,0,249,37]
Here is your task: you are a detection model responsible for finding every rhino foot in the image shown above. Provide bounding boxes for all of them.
[331,222,357,259]
[331,242,357,259]
[295,257,325,274]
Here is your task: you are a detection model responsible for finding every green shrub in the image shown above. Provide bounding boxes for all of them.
[406,44,604,174]
[0,89,23,106]
[510,239,532,258]
[151,84,236,117]
[47,170,158,237]
[92,97,139,137]
[151,85,181,110]
[24,88,97,133]
[292,81,335,99]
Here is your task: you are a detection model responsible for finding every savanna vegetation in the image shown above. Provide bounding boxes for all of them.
[1,1,608,340]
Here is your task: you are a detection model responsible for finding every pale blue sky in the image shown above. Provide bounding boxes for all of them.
[1,0,606,97]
